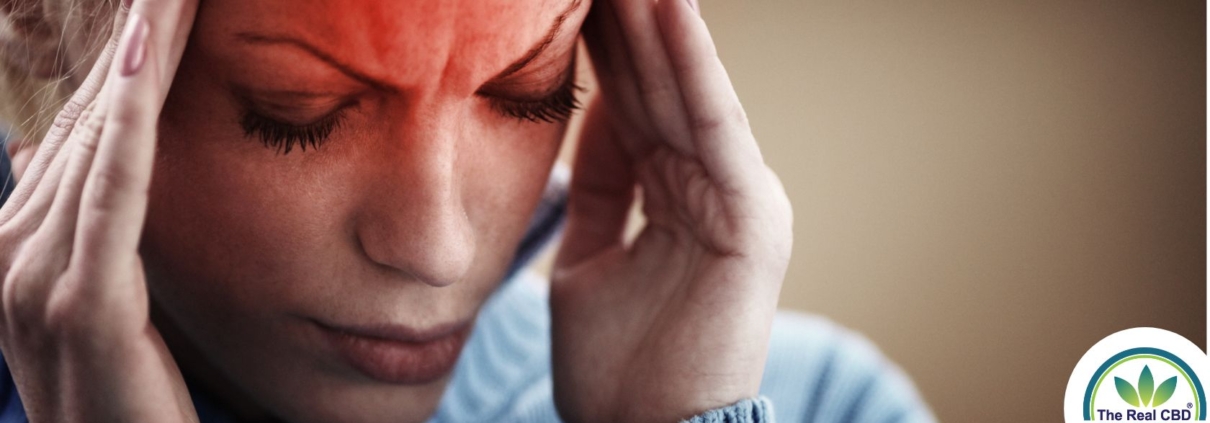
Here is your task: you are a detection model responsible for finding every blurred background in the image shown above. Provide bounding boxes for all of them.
[690,0,1203,421]
[0,0,1202,421]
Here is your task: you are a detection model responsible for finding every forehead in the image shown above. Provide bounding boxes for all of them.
[195,0,582,88]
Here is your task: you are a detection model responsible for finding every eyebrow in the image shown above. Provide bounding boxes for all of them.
[235,32,392,92]
[234,0,584,91]
[490,0,584,80]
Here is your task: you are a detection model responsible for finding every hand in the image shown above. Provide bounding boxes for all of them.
[551,0,793,422]
[0,0,198,421]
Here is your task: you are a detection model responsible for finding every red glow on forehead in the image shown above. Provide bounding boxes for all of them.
[200,0,586,93]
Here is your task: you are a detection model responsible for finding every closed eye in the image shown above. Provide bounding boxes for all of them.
[478,52,583,124]
[237,97,357,154]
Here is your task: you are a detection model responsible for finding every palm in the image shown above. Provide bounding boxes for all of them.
[549,0,792,421]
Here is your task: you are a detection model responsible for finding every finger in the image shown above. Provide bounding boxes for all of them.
[71,0,196,276]
[70,9,157,280]
[29,94,109,261]
[655,0,765,194]
[555,98,636,270]
[582,0,655,151]
[0,34,118,225]
[611,0,695,155]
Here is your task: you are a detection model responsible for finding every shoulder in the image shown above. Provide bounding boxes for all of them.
[760,311,937,423]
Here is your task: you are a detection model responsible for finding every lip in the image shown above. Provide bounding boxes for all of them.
[315,319,473,384]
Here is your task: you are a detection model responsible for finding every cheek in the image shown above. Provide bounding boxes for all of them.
[142,61,362,320]
[143,116,348,320]
[461,120,566,254]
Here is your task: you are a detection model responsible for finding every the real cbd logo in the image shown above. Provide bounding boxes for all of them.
[1099,365,1192,421]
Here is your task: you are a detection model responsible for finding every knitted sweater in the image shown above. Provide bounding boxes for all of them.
[0,145,936,423]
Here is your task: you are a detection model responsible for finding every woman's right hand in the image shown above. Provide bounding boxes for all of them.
[0,0,197,421]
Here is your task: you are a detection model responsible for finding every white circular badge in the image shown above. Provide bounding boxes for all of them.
[1065,328,1209,422]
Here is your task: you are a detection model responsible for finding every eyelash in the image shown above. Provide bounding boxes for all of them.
[239,80,583,155]
[240,107,346,155]
[487,79,584,124]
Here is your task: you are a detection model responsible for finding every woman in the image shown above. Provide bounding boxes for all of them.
[0,0,934,421]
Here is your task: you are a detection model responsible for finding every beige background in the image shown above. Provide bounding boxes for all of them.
[683,0,1205,421]
[544,1,1204,420]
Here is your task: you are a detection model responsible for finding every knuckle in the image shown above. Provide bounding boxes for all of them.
[108,107,141,131]
[637,76,675,98]
[47,98,97,141]
[86,166,144,212]
[0,201,16,226]
[42,296,85,340]
[1,254,51,333]
[691,100,749,135]
[69,107,106,154]
[39,270,106,340]
[47,102,85,139]
[0,244,120,347]
[49,266,142,343]
[0,225,23,268]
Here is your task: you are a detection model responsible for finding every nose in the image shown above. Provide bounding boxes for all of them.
[354,120,475,288]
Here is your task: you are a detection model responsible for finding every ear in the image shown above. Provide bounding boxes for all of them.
[0,0,66,78]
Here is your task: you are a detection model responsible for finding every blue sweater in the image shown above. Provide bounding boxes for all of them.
[0,145,936,423]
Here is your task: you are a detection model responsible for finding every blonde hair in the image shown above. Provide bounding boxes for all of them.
[0,0,116,143]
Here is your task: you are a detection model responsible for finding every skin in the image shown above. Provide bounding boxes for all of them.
[0,0,792,422]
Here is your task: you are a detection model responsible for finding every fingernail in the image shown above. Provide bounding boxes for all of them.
[123,0,134,9]
[120,12,148,76]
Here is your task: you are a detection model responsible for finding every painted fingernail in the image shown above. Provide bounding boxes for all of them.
[120,12,148,76]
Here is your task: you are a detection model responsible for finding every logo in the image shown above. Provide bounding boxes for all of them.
[1114,365,1179,409]
[1065,328,1209,421]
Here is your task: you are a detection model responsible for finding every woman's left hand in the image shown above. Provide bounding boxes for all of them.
[551,0,793,421]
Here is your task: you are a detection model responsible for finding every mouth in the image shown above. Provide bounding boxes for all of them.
[314,318,474,384]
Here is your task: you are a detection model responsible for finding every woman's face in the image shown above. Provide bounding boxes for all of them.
[141,0,589,421]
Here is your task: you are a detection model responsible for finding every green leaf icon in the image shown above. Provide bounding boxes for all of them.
[1116,377,1141,407]
[1140,366,1155,406]
[1153,377,1177,407]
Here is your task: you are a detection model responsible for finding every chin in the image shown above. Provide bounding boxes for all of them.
[268,377,452,423]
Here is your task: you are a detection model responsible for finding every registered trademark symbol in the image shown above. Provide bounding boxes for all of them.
[1188,402,1194,409]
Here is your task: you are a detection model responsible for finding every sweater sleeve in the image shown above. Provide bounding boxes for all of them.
[680,397,775,423]
[758,312,936,423]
